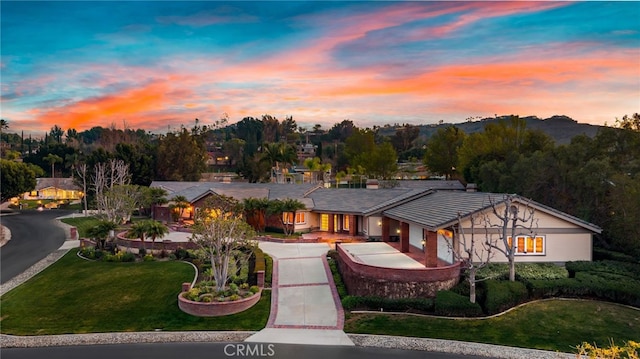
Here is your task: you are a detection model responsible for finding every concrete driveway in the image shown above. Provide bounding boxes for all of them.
[245,242,354,346]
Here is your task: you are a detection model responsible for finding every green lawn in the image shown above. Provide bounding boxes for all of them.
[0,251,271,335]
[60,217,104,238]
[345,299,640,353]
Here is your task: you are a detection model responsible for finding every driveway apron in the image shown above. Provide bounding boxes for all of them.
[245,242,354,346]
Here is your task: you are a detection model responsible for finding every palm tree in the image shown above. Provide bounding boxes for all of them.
[170,195,190,223]
[87,220,118,250]
[43,153,63,178]
[303,157,331,184]
[243,197,270,232]
[129,219,168,250]
[268,198,306,236]
[261,142,297,183]
[128,221,147,250]
[145,220,168,248]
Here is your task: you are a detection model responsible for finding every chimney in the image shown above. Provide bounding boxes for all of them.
[466,183,477,192]
[366,179,379,189]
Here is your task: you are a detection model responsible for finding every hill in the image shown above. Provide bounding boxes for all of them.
[383,115,604,145]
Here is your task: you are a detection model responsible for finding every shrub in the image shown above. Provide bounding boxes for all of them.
[79,247,96,259]
[143,254,155,262]
[265,255,273,286]
[515,263,568,281]
[229,283,239,294]
[575,340,640,359]
[477,263,568,281]
[184,288,200,301]
[435,290,483,317]
[139,248,146,256]
[249,285,260,294]
[526,278,590,299]
[229,294,241,301]
[327,257,348,299]
[476,263,509,280]
[174,248,189,260]
[482,280,529,315]
[121,252,136,262]
[566,260,640,281]
[593,248,638,263]
[240,283,249,290]
[574,272,640,307]
[341,296,435,313]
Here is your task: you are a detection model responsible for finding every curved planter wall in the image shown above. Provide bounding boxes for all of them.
[178,290,262,317]
[336,243,461,299]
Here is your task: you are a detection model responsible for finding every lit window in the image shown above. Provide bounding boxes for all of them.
[508,235,545,255]
[283,212,306,224]
[344,215,350,230]
[320,214,329,231]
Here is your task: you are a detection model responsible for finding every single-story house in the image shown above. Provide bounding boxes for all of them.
[150,180,601,264]
[24,177,83,200]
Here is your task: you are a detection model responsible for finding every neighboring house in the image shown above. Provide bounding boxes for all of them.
[150,180,601,264]
[24,178,83,200]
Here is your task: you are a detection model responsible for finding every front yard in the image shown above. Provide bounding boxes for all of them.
[345,299,640,353]
[0,251,271,335]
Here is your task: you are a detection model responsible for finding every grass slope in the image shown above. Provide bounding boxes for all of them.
[345,299,640,353]
[0,251,270,335]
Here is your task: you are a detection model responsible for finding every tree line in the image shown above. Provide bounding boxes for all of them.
[1,113,638,255]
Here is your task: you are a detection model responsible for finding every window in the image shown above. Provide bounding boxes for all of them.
[320,214,329,231]
[343,215,350,230]
[507,235,545,255]
[283,212,306,224]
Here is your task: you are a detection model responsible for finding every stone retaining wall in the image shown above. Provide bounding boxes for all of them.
[336,243,461,299]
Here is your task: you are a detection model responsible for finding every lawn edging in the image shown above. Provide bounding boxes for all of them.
[349,297,640,321]
[348,334,574,359]
[0,331,256,348]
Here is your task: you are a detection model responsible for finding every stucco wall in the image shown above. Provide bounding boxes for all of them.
[409,224,422,249]
[457,204,593,263]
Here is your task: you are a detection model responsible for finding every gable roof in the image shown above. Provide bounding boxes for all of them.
[35,178,81,191]
[150,181,318,209]
[383,180,465,191]
[383,191,602,234]
[306,188,430,214]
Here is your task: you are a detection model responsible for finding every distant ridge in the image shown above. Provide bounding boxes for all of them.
[394,115,604,144]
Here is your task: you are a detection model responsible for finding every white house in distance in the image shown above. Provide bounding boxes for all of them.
[150,180,600,265]
[23,178,83,201]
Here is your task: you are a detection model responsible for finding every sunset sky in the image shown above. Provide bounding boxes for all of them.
[2,1,639,135]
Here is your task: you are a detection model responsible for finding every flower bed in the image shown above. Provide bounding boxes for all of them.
[178,284,262,317]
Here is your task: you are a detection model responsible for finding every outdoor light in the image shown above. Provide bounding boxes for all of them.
[396,228,401,234]
[421,239,426,247]
[377,221,382,226]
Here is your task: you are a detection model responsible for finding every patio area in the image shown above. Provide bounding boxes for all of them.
[338,242,425,269]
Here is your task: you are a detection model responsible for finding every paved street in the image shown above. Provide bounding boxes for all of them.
[0,210,71,283]
[1,342,491,359]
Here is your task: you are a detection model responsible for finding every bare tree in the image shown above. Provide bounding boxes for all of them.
[449,212,494,303]
[101,184,143,224]
[190,197,256,292]
[486,195,537,282]
[76,163,89,216]
[92,159,130,219]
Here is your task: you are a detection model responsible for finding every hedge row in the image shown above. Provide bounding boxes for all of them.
[477,263,569,281]
[482,280,529,315]
[434,290,483,317]
[342,295,435,313]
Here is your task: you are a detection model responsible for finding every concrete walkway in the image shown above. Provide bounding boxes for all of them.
[245,242,354,346]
